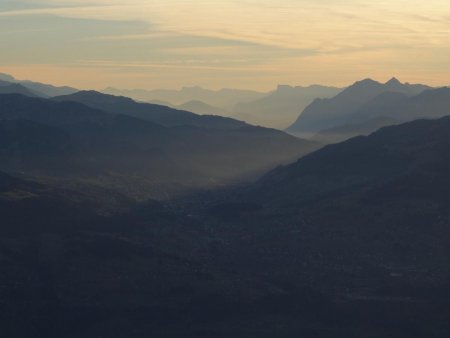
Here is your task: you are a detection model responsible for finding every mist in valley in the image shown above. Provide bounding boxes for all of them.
[1,0,450,337]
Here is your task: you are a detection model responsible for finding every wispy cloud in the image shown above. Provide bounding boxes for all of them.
[0,0,449,89]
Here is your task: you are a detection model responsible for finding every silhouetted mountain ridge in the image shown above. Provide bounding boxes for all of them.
[287,78,432,135]
[54,90,248,129]
[0,72,78,97]
[103,86,265,108]
[233,84,342,128]
[178,100,227,115]
[0,82,40,97]
[311,116,401,144]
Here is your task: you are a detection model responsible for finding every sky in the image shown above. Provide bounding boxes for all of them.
[0,0,449,90]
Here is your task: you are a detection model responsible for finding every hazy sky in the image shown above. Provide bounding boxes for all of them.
[1,0,449,90]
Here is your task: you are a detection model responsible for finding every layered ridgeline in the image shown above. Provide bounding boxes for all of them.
[233,84,342,129]
[0,73,78,97]
[104,84,343,129]
[286,78,443,140]
[0,93,317,200]
[52,90,247,129]
[104,85,266,109]
[0,79,41,97]
[177,100,228,116]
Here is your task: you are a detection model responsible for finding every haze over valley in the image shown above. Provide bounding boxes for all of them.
[1,0,450,337]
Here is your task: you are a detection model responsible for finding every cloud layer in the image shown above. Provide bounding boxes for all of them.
[1,0,449,89]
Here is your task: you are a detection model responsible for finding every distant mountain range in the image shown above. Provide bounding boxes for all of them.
[305,85,450,144]
[104,84,344,129]
[0,73,78,97]
[103,86,266,109]
[0,81,40,97]
[310,116,402,144]
[287,77,433,137]
[233,84,342,128]
[177,100,228,116]
[2,73,448,143]
[52,90,246,130]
